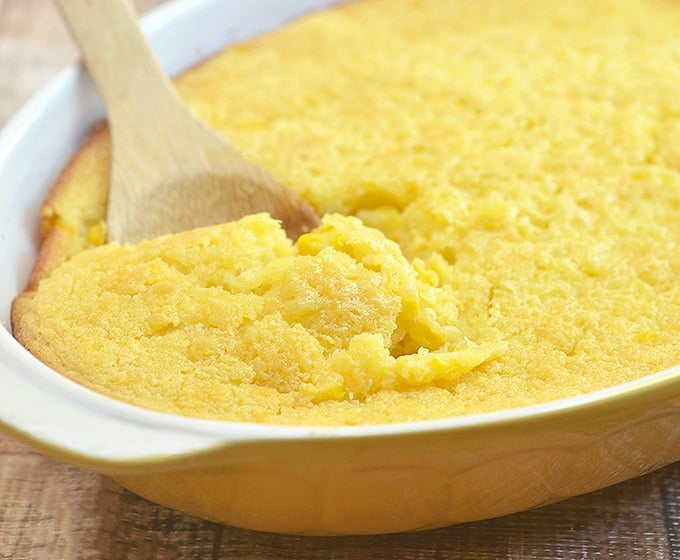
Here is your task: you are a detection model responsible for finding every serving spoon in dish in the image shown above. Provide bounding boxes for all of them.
[53,0,319,244]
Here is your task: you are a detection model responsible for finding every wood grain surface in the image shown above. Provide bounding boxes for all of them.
[2,1,680,558]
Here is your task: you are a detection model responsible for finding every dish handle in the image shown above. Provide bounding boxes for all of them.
[0,330,236,474]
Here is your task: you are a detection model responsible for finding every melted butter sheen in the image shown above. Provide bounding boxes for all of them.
[17,0,680,425]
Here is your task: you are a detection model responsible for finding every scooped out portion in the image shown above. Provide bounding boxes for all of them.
[14,213,499,423]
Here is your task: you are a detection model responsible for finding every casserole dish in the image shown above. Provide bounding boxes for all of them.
[1,0,680,535]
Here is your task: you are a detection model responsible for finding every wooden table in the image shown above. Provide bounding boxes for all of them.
[2,1,680,557]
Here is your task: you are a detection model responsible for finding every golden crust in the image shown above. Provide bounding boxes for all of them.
[11,122,111,366]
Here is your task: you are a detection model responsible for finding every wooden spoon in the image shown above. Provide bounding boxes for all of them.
[53,0,319,243]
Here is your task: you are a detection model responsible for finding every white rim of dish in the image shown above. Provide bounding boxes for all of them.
[1,0,679,469]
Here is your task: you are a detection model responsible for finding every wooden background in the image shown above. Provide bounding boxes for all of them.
[2,1,680,558]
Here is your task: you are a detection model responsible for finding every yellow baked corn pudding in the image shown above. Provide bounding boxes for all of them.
[11,0,680,425]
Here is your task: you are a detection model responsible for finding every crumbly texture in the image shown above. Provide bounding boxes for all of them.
[12,0,680,425]
[16,214,499,421]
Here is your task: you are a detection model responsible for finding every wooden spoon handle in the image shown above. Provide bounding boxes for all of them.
[53,0,187,145]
